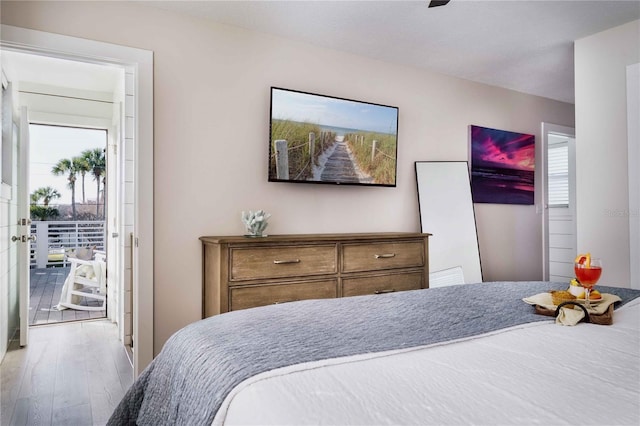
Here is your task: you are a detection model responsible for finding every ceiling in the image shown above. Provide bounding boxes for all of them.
[2,1,638,104]
[147,0,640,104]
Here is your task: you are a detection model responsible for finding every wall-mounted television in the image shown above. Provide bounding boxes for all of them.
[268,87,399,187]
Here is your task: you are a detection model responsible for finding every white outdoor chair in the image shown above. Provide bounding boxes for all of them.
[57,249,107,311]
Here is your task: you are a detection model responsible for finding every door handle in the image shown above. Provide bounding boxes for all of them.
[11,235,36,242]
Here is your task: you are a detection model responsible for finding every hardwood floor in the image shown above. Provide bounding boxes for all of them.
[1,320,133,425]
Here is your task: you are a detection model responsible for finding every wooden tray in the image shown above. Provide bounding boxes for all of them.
[534,301,614,325]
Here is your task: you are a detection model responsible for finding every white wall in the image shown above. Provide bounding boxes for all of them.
[0,1,575,353]
[575,20,640,288]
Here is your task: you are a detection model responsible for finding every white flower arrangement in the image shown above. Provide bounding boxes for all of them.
[241,210,271,237]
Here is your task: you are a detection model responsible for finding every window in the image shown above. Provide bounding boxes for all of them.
[548,142,569,207]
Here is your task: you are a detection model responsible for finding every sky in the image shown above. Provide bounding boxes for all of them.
[470,125,535,171]
[272,88,398,135]
[30,124,106,205]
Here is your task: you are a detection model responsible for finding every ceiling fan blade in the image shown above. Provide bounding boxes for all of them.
[428,0,451,7]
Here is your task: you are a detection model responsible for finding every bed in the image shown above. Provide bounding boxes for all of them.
[108,281,640,425]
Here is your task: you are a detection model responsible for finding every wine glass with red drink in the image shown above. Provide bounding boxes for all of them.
[574,258,602,308]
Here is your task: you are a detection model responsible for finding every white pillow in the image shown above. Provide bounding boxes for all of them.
[69,246,96,260]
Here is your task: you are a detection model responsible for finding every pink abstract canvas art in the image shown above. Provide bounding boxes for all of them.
[470,125,535,205]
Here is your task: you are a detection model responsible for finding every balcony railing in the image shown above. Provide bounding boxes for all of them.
[30,220,106,268]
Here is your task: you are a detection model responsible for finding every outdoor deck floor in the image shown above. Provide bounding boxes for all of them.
[30,267,106,326]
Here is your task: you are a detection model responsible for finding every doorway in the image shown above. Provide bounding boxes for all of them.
[1,50,126,340]
[542,123,576,281]
[1,24,154,375]
[29,124,108,325]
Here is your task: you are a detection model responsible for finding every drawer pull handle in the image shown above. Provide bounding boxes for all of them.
[374,289,396,294]
[273,259,301,265]
[374,253,396,259]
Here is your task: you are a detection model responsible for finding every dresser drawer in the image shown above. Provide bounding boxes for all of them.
[229,280,338,311]
[342,272,423,297]
[342,241,425,273]
[202,233,430,317]
[230,244,337,281]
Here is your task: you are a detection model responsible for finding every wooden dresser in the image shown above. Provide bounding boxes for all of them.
[200,232,430,318]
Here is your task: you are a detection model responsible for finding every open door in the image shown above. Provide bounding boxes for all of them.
[106,102,123,328]
[542,123,576,282]
[17,106,32,346]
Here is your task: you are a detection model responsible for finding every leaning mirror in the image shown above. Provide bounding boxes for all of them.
[415,161,482,286]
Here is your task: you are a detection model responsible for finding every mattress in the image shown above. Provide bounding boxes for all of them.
[215,297,640,425]
[108,282,640,426]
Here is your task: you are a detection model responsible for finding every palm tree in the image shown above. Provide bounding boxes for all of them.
[74,155,91,204]
[31,186,61,207]
[30,187,61,221]
[30,191,41,205]
[82,148,105,218]
[52,158,79,220]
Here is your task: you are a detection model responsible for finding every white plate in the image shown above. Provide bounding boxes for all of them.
[574,296,604,303]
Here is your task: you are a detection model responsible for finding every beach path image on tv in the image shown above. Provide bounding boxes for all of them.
[316,136,373,184]
[269,87,398,186]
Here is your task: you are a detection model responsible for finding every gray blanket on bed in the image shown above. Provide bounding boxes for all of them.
[107,281,640,425]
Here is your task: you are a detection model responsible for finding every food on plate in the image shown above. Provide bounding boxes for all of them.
[550,290,576,306]
[568,278,585,298]
[574,253,591,268]
[568,286,585,298]
[590,289,602,300]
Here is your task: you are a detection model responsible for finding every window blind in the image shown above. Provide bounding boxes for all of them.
[548,143,569,207]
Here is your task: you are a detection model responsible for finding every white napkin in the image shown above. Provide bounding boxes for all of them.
[523,292,621,326]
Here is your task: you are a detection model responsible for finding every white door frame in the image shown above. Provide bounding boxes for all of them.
[0,25,154,375]
[541,122,576,281]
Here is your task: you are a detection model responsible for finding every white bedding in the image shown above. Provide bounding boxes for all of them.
[214,298,640,425]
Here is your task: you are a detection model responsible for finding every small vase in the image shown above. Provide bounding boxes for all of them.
[241,210,270,237]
